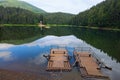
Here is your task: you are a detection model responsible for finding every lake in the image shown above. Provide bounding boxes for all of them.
[0,26,120,80]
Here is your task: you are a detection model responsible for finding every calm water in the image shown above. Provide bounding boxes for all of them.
[0,27,120,80]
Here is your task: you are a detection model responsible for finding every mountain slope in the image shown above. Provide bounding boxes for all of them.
[71,0,120,29]
[0,0,46,13]
[43,12,75,24]
[0,6,43,24]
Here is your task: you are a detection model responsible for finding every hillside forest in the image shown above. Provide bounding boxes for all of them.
[0,0,120,29]
[70,0,120,29]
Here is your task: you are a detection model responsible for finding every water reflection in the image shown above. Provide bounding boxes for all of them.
[0,35,120,80]
[25,35,83,47]
[0,51,13,61]
[0,43,14,49]
[70,28,120,62]
[29,53,48,65]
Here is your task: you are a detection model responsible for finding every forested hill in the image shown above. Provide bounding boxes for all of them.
[70,0,120,29]
[0,0,46,13]
[43,12,75,24]
[0,6,74,24]
[0,0,74,25]
[0,6,43,24]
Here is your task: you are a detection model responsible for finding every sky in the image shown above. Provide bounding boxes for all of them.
[20,0,104,14]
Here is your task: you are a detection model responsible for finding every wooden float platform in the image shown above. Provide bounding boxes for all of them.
[46,49,71,71]
[74,50,109,79]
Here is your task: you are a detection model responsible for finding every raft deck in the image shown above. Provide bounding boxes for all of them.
[74,51,109,79]
[46,49,71,71]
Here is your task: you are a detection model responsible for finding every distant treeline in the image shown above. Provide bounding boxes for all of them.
[70,0,120,29]
[0,6,74,25]
[1,0,120,29]
[43,13,74,24]
[0,6,44,24]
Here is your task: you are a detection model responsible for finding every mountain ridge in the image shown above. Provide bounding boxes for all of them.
[0,0,46,13]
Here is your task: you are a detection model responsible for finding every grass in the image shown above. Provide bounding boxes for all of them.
[78,26,120,31]
[1,24,119,31]
[0,24,37,27]
[46,24,72,27]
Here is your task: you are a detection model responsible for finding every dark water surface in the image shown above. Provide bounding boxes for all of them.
[0,26,120,80]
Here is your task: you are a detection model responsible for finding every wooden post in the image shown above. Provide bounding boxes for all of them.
[40,21,43,30]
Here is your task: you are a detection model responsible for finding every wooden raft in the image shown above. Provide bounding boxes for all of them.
[74,52,108,79]
[46,49,71,71]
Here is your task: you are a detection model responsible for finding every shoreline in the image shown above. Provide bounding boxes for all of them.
[78,26,120,31]
[1,24,119,31]
[0,68,48,80]
[0,24,37,27]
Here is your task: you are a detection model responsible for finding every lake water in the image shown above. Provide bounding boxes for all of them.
[0,35,120,80]
[0,27,120,80]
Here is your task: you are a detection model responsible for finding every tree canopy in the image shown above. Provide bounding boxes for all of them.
[70,0,120,29]
[0,6,43,24]
[0,6,74,25]
[43,12,74,24]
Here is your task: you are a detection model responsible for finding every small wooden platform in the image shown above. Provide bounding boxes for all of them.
[74,51,109,79]
[46,49,71,71]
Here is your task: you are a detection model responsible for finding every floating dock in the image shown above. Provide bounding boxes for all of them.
[73,47,110,79]
[46,49,71,71]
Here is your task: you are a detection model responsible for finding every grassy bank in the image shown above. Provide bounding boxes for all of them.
[1,24,119,31]
[0,24,37,27]
[78,26,120,31]
[46,24,72,27]
[0,24,71,27]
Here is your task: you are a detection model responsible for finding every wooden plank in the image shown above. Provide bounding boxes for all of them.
[74,51,108,79]
[46,49,71,71]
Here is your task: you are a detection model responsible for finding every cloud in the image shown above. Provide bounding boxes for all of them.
[0,51,13,61]
[20,0,104,14]
[29,53,47,65]
[0,43,14,50]
[25,35,83,47]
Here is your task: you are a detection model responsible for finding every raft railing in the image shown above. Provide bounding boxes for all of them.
[74,47,112,70]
